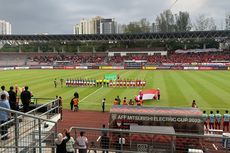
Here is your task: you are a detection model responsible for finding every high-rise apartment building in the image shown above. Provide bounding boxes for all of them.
[0,20,11,34]
[74,16,117,34]
[100,18,117,34]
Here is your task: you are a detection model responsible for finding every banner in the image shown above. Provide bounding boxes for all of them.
[100,66,113,70]
[184,67,199,70]
[213,67,228,70]
[0,67,14,70]
[135,89,157,101]
[75,66,88,69]
[64,66,75,69]
[156,66,170,70]
[143,66,157,70]
[198,67,213,70]
[41,66,53,69]
[88,66,99,69]
[112,66,124,70]
[15,66,29,70]
[170,66,183,70]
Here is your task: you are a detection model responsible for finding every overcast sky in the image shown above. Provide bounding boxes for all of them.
[0,0,229,34]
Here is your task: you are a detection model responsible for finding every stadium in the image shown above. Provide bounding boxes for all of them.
[0,30,230,153]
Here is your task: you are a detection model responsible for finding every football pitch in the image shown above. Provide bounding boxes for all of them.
[0,70,229,112]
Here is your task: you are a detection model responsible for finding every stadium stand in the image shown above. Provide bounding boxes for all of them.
[0,48,229,66]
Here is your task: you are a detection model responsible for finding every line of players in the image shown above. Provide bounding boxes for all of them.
[65,79,146,88]
[203,110,230,132]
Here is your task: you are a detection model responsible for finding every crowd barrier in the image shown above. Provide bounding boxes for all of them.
[0,65,229,71]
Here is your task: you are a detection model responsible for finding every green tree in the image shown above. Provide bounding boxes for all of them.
[155,9,175,32]
[175,11,191,32]
[124,18,150,34]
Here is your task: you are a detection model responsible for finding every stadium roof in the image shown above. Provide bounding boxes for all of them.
[0,30,230,42]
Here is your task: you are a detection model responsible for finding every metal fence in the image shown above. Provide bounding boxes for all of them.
[0,98,60,153]
[69,126,230,153]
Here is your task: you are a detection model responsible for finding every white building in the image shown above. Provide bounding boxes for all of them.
[74,16,117,34]
[0,20,11,35]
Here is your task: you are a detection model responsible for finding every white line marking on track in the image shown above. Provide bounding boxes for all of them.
[212,143,218,150]
[80,87,103,102]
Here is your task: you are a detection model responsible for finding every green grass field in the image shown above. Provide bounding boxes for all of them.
[0,70,229,112]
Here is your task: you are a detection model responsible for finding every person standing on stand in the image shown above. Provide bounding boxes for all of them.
[76,131,88,153]
[215,110,222,129]
[20,86,31,113]
[8,86,17,111]
[202,111,208,131]
[0,94,11,140]
[100,133,110,153]
[102,98,106,112]
[0,85,9,99]
[209,111,215,130]
[223,110,230,131]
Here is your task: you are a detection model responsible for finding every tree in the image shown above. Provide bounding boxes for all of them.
[155,9,175,32]
[175,11,191,32]
[194,15,216,31]
[124,18,150,34]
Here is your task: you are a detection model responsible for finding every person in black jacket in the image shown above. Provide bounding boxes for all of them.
[55,132,70,153]
[20,86,31,113]
[100,133,110,153]
[8,86,17,111]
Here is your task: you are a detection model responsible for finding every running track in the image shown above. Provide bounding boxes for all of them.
[57,109,109,132]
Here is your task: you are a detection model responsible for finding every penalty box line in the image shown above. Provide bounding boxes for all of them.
[80,86,103,103]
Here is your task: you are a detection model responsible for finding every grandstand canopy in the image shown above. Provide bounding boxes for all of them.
[0,30,230,42]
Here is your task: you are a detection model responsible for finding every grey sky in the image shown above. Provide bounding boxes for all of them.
[0,0,229,34]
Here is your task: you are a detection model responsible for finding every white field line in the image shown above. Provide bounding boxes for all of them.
[80,87,103,102]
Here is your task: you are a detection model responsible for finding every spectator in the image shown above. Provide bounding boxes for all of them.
[58,96,63,120]
[101,98,106,112]
[202,111,208,131]
[8,86,17,111]
[88,141,97,153]
[223,110,230,131]
[55,132,70,153]
[0,85,9,99]
[20,86,32,113]
[215,110,222,129]
[100,133,110,153]
[76,131,88,153]
[64,130,75,153]
[118,135,125,153]
[101,124,108,136]
[209,111,215,129]
[0,94,11,140]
